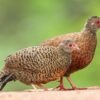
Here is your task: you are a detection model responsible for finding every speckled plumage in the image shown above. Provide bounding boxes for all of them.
[5,46,70,84]
[0,40,77,90]
[41,16,100,89]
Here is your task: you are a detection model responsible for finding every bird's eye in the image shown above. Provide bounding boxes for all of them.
[69,44,73,47]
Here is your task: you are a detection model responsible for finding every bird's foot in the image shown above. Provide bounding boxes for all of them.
[66,76,87,90]
[71,86,87,90]
[54,85,67,90]
[72,86,78,90]
[24,88,48,92]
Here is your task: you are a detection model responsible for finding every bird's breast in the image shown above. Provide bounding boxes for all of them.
[66,34,97,75]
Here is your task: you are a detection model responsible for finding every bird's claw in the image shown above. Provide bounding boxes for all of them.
[54,85,67,90]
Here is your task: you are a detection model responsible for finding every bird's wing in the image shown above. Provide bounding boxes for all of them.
[30,47,59,71]
[14,46,58,73]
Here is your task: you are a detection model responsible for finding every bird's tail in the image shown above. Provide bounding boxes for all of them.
[0,69,15,90]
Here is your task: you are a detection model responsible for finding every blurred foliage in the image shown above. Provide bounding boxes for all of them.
[0,0,100,91]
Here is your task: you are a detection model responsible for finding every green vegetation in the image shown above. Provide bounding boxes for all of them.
[0,0,100,91]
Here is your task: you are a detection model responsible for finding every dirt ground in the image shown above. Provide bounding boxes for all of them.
[0,87,100,100]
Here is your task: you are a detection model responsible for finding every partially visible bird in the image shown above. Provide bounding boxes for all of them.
[0,39,79,91]
[41,16,100,89]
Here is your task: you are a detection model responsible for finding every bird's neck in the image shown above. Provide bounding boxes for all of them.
[81,27,96,36]
[59,48,72,66]
[58,47,71,58]
[82,23,97,35]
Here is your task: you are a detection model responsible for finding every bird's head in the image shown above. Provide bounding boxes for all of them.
[59,39,80,53]
[85,16,100,32]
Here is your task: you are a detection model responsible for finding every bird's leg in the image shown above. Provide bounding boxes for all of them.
[24,84,38,92]
[55,77,67,90]
[36,84,48,91]
[67,76,87,90]
[67,76,77,90]
[24,84,47,92]
[32,84,38,90]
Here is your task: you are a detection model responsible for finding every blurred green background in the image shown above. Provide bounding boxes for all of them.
[0,0,100,91]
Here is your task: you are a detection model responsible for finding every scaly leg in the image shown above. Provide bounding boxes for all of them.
[32,84,37,89]
[36,84,48,91]
[55,77,67,90]
[25,84,47,91]
[67,76,88,90]
[67,76,77,89]
[67,76,87,90]
[24,84,38,91]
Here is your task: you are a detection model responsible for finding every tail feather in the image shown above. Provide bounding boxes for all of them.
[0,70,15,90]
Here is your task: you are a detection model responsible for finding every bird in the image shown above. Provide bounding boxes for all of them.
[41,16,100,90]
[0,39,79,91]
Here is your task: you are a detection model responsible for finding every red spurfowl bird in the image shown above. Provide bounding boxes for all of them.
[0,39,79,90]
[41,16,100,90]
